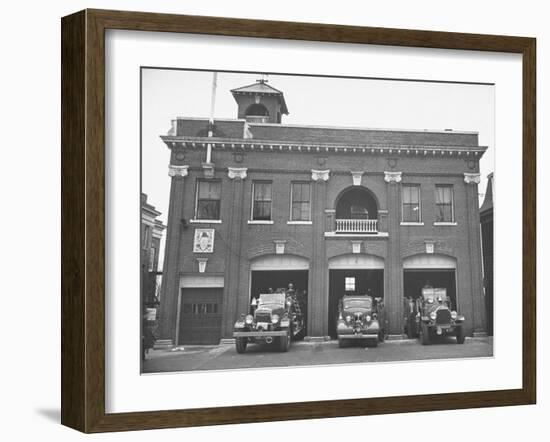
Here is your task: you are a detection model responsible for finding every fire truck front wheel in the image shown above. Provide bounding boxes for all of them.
[420,323,430,345]
[235,337,248,354]
[278,330,291,352]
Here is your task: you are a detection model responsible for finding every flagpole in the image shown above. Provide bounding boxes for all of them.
[206,72,218,164]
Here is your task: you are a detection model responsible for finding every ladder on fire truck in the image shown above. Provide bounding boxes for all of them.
[289,291,305,336]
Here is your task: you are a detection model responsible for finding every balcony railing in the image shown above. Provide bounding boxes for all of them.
[335,218,378,234]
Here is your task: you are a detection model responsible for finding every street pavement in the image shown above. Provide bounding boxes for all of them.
[142,336,493,373]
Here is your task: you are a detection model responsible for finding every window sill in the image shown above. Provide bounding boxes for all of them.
[400,222,424,226]
[433,222,457,226]
[189,219,222,224]
[247,220,274,225]
[287,220,312,225]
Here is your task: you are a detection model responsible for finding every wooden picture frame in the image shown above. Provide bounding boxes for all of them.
[61,9,536,433]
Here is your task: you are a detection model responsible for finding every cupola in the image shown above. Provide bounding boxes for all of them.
[231,77,289,124]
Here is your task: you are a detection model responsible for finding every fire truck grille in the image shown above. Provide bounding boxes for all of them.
[436,309,452,325]
[255,312,271,323]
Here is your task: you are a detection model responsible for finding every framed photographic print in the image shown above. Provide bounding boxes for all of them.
[61,9,536,433]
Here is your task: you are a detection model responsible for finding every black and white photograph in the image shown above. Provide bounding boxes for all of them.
[140,68,494,373]
[1,0,544,438]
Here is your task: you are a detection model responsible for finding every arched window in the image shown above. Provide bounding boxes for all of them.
[334,187,379,233]
[335,187,378,220]
[245,103,269,117]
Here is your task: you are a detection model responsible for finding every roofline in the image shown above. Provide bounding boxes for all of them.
[142,205,162,218]
[230,81,284,95]
[249,121,480,136]
[479,205,493,215]
[173,116,244,122]
[171,116,479,136]
[153,220,166,231]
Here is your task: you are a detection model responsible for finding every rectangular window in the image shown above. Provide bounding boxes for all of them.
[148,246,156,271]
[435,185,454,222]
[252,181,272,220]
[402,185,421,222]
[142,225,151,248]
[290,182,311,221]
[196,180,221,220]
[345,277,356,292]
[183,303,218,315]
[205,303,218,314]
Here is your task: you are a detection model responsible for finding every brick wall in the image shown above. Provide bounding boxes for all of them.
[160,142,485,340]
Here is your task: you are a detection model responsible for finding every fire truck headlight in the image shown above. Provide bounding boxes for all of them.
[430,311,437,320]
[451,311,458,320]
[245,315,254,325]
[271,314,280,324]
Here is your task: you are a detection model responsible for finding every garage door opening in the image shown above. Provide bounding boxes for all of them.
[328,269,384,339]
[178,287,223,345]
[403,270,457,308]
[250,270,308,330]
[402,254,458,336]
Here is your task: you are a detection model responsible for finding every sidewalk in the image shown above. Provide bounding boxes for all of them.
[142,336,493,373]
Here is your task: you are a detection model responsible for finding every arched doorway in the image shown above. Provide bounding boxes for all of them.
[245,103,269,123]
[249,254,309,324]
[334,187,379,233]
[403,253,459,337]
[402,253,458,321]
[327,254,385,338]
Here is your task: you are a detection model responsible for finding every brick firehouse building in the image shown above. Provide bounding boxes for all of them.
[156,79,488,347]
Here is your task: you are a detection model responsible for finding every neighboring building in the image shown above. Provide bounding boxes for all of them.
[141,193,166,310]
[157,79,488,346]
[479,173,494,336]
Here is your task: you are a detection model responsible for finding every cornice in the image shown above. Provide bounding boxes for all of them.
[161,136,487,158]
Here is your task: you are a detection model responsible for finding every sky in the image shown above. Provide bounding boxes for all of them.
[141,69,495,265]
